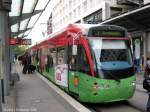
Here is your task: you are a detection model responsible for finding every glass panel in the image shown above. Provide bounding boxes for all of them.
[28,13,41,28]
[11,24,19,32]
[89,38,134,79]
[18,33,24,37]
[51,49,57,66]
[35,0,49,10]
[20,19,30,30]
[24,30,31,36]
[90,39,131,63]
[102,40,126,49]
[9,0,21,16]
[57,49,65,65]
[23,0,37,13]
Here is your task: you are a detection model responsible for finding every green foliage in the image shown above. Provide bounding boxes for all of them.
[13,45,29,55]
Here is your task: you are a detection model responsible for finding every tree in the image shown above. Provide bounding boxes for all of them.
[13,45,29,55]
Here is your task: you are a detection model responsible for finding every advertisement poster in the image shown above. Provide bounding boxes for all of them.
[55,64,68,87]
[134,39,140,60]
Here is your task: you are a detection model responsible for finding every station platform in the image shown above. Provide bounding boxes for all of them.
[2,63,149,112]
[2,63,91,112]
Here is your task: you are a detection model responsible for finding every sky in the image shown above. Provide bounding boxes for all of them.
[27,0,57,46]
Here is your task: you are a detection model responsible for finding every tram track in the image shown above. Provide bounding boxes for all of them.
[83,101,143,112]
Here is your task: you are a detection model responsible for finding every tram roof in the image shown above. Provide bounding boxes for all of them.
[47,23,127,38]
[9,0,51,38]
[31,23,128,49]
[99,3,150,35]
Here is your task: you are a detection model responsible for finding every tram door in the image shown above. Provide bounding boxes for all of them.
[68,45,80,95]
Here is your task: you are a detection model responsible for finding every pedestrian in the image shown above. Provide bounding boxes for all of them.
[18,55,23,65]
[14,53,18,62]
[22,52,31,74]
[27,52,31,74]
[144,58,150,112]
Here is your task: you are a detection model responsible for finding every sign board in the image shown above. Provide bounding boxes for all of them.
[9,38,17,45]
[134,39,140,59]
[55,64,68,87]
[72,45,77,55]
[9,38,32,45]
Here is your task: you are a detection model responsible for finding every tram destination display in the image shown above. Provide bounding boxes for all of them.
[92,30,125,37]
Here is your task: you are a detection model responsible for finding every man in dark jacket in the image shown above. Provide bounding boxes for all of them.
[144,58,150,112]
[22,52,31,74]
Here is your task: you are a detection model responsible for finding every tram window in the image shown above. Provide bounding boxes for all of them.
[35,52,39,63]
[68,45,78,71]
[51,49,57,66]
[36,49,40,65]
[69,56,77,70]
[45,49,54,72]
[57,48,65,65]
[80,48,91,74]
[100,49,127,62]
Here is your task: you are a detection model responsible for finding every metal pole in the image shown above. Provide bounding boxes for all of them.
[0,1,12,111]
[0,10,10,96]
[0,52,2,111]
[1,79,5,103]
[0,10,6,112]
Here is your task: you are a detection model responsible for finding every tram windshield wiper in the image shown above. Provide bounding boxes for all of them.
[105,70,120,82]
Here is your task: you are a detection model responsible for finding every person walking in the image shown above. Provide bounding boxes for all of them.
[27,52,31,74]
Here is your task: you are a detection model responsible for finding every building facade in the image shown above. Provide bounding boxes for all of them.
[51,0,144,33]
[47,0,150,72]
[47,14,53,35]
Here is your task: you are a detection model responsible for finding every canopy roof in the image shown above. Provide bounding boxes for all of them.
[100,3,150,34]
[9,0,50,38]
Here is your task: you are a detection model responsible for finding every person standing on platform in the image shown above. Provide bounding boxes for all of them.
[22,52,31,74]
[144,58,150,112]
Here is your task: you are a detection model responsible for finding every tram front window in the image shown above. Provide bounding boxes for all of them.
[89,38,134,79]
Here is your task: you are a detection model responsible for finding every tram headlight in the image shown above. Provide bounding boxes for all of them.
[131,81,136,86]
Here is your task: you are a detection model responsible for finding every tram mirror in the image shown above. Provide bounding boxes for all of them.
[72,45,77,55]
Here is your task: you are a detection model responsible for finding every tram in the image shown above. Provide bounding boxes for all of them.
[30,24,135,103]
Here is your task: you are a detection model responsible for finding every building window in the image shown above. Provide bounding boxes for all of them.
[84,9,102,24]
[83,1,87,12]
[110,7,122,17]
[69,1,72,9]
[78,6,81,15]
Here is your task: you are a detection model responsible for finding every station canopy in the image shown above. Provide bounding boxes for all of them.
[100,3,150,37]
[9,0,50,38]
